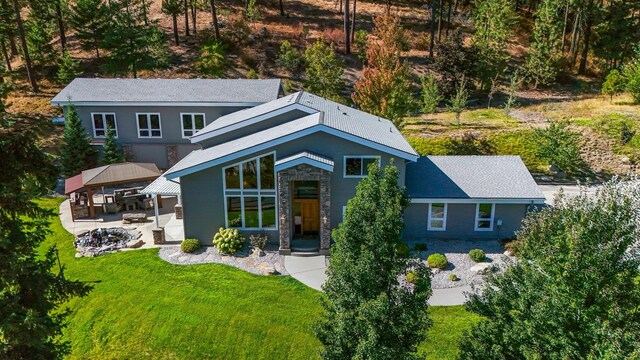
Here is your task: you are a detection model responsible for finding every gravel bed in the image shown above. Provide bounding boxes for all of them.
[158,244,288,276]
[406,239,515,289]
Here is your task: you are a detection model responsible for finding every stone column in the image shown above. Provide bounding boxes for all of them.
[278,174,291,255]
[174,204,183,219]
[152,227,166,245]
[319,169,331,255]
[167,145,178,168]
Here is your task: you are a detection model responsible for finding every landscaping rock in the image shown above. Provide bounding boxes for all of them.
[548,164,559,174]
[261,265,277,275]
[126,239,144,248]
[469,262,495,275]
[503,250,514,257]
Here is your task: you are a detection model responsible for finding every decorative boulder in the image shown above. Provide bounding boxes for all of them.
[127,239,144,249]
[470,262,495,275]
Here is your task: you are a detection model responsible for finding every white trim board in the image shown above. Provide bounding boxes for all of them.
[410,198,545,204]
[275,157,334,173]
[166,124,419,179]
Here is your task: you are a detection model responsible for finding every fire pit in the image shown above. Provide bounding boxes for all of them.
[74,227,141,257]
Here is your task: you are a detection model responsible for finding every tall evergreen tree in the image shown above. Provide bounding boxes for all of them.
[69,0,110,59]
[593,0,640,70]
[162,0,183,45]
[103,0,169,78]
[316,163,432,359]
[60,104,98,177]
[459,179,640,359]
[101,126,125,164]
[11,0,38,92]
[524,0,563,88]
[0,115,91,359]
[0,62,10,112]
[56,51,82,85]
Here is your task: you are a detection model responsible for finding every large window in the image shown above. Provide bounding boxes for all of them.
[136,113,162,138]
[91,113,117,138]
[223,153,276,229]
[475,203,495,231]
[181,113,206,138]
[343,156,380,178]
[428,203,447,231]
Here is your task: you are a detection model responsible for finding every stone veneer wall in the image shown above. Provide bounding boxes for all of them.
[166,145,178,168]
[123,144,134,162]
[277,164,331,255]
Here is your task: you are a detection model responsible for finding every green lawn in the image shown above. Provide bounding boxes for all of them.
[38,197,478,359]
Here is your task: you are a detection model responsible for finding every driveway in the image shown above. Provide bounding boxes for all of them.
[538,184,600,204]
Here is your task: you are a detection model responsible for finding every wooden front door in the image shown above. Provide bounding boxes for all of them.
[294,199,320,234]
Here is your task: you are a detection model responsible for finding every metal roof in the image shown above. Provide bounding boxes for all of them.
[141,176,181,196]
[51,78,282,105]
[406,156,545,200]
[81,163,161,187]
[275,151,334,172]
[191,91,417,157]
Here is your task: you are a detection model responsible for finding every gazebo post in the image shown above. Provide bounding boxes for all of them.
[87,187,96,218]
[153,194,160,226]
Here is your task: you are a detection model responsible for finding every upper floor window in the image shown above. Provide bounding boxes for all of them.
[92,113,117,138]
[136,113,162,138]
[428,203,447,231]
[475,203,495,231]
[181,113,206,138]
[343,156,380,178]
[223,153,276,229]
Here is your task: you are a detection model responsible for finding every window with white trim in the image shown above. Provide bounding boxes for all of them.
[136,113,162,138]
[92,113,117,138]
[428,203,447,231]
[181,113,206,138]
[223,153,276,229]
[475,203,495,231]
[344,156,380,178]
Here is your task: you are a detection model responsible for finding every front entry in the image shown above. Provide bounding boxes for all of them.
[292,181,320,252]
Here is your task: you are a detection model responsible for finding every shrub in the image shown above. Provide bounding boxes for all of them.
[625,62,640,104]
[449,273,458,281]
[239,48,260,68]
[213,227,245,254]
[196,41,227,77]
[503,238,521,256]
[353,29,368,63]
[602,69,626,103]
[420,74,443,114]
[414,242,428,252]
[249,234,268,250]
[396,241,410,257]
[534,121,581,174]
[246,68,259,79]
[276,40,304,74]
[468,249,486,262]
[406,271,419,284]
[181,238,201,253]
[427,253,448,269]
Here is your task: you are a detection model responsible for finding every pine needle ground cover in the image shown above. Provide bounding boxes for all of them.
[38,197,476,359]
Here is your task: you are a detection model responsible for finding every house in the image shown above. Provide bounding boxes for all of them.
[51,78,283,169]
[161,91,545,254]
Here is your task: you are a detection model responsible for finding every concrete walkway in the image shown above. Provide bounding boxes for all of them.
[284,255,475,305]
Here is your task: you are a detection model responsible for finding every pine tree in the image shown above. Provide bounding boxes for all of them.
[420,74,443,114]
[103,0,169,78]
[601,69,625,103]
[162,0,183,45]
[352,14,415,127]
[60,104,98,177]
[0,62,11,112]
[56,51,82,85]
[524,0,562,88]
[303,39,345,102]
[24,0,57,66]
[315,163,432,359]
[69,0,110,59]
[447,77,468,126]
[0,115,91,359]
[101,126,125,164]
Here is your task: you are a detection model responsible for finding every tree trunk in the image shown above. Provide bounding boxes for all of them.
[569,10,580,63]
[95,44,100,59]
[279,0,285,16]
[429,0,436,58]
[172,14,179,45]
[344,0,350,54]
[184,0,190,36]
[446,0,452,37]
[338,0,342,15]
[0,0,18,56]
[1,38,11,72]
[141,0,149,25]
[11,0,37,92]
[351,0,356,43]
[209,0,220,39]
[437,0,443,42]
[191,1,197,34]
[54,0,67,53]
[578,15,592,74]
[561,0,569,51]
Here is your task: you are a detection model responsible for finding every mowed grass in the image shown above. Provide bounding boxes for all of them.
[38,197,478,359]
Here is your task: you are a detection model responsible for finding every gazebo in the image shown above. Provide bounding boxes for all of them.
[65,163,162,219]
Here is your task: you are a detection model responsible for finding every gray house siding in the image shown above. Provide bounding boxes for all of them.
[403,203,530,240]
[65,104,247,168]
[180,132,406,244]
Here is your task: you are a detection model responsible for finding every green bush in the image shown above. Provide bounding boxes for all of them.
[420,74,443,114]
[181,238,201,253]
[406,271,419,284]
[276,40,304,74]
[427,253,448,270]
[449,273,458,281]
[354,29,368,63]
[414,242,428,252]
[468,249,486,263]
[396,242,410,257]
[533,121,581,174]
[196,41,227,77]
[213,227,245,254]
